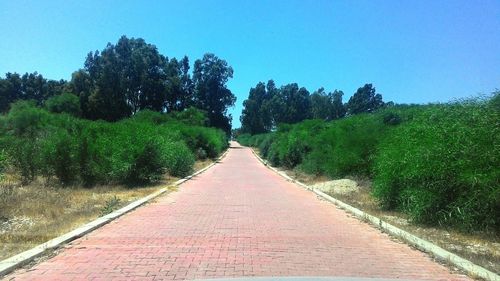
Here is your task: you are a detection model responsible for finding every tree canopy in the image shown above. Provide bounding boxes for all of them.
[0,36,236,134]
[240,81,386,134]
[193,53,236,134]
[346,83,384,115]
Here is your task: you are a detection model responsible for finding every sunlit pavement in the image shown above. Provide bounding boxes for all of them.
[7,142,469,280]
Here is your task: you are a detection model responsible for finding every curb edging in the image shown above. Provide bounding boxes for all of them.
[0,147,230,277]
[249,148,499,281]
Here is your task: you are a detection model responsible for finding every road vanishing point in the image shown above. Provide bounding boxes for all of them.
[6,142,469,280]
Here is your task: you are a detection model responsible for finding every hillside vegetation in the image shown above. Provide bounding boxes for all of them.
[238,97,499,232]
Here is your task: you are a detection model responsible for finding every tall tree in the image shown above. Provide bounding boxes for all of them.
[0,72,66,112]
[346,83,384,115]
[164,56,194,112]
[179,56,194,110]
[81,36,170,121]
[240,81,273,134]
[193,53,236,134]
[271,83,311,124]
[310,88,331,120]
[330,90,346,119]
[310,88,346,120]
[69,69,93,119]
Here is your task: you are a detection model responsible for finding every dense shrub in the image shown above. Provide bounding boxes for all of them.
[5,137,42,184]
[45,93,81,116]
[238,97,499,232]
[236,133,253,146]
[0,104,226,186]
[126,140,167,183]
[178,126,227,159]
[249,116,386,177]
[163,141,195,177]
[42,130,78,184]
[373,101,499,231]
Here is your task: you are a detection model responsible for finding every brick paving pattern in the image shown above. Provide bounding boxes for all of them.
[6,143,469,280]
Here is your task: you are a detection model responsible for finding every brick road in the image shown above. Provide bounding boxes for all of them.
[6,142,469,280]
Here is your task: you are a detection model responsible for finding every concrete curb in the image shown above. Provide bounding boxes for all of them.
[0,146,230,278]
[249,148,499,281]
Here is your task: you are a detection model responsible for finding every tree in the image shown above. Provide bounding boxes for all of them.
[0,72,66,113]
[330,90,346,119]
[193,53,236,134]
[271,83,311,125]
[240,81,274,134]
[346,83,384,115]
[179,56,195,110]
[0,73,21,112]
[310,88,330,120]
[69,69,93,118]
[80,36,170,121]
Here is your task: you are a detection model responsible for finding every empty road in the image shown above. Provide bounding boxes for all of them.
[7,142,469,280]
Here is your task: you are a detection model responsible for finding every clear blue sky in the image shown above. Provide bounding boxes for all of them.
[1,0,499,128]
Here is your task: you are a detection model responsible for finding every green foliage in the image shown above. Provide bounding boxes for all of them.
[382,112,402,125]
[0,72,66,113]
[310,88,346,120]
[193,53,236,134]
[171,107,208,126]
[490,90,500,111]
[6,100,48,136]
[45,93,81,116]
[346,83,384,115]
[0,104,226,186]
[240,97,498,232]
[179,125,226,159]
[373,101,499,231]
[5,137,41,184]
[163,141,195,178]
[126,140,167,183]
[240,81,274,134]
[42,130,78,185]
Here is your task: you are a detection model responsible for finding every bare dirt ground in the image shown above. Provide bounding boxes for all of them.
[282,168,500,275]
[0,160,213,261]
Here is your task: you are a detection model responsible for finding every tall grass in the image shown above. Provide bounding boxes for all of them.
[373,100,499,231]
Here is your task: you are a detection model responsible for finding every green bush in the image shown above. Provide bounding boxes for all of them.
[171,107,208,126]
[236,133,252,146]
[45,93,81,116]
[163,141,195,178]
[373,101,499,231]
[5,137,41,184]
[6,100,48,136]
[0,104,226,186]
[126,139,167,183]
[41,130,78,185]
[179,125,226,159]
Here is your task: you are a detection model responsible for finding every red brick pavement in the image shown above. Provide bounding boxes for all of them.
[6,142,470,280]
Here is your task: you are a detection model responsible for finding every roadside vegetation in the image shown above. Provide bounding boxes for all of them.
[238,86,499,272]
[0,36,232,260]
[0,102,227,186]
[238,82,499,234]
